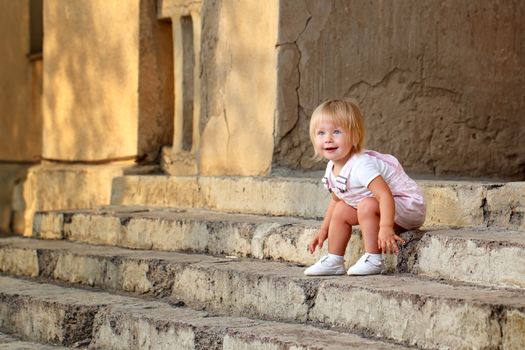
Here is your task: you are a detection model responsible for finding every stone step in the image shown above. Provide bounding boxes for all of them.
[0,276,410,350]
[32,207,525,288]
[1,238,524,349]
[0,332,71,349]
[409,227,525,289]
[31,206,343,263]
[110,175,525,229]
[32,206,422,272]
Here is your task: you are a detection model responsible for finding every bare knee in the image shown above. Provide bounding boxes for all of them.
[332,200,357,224]
[357,197,379,218]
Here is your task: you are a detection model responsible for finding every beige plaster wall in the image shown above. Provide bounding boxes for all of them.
[43,0,172,162]
[274,0,525,180]
[0,0,41,161]
[200,0,279,176]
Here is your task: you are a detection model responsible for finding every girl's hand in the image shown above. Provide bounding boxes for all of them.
[378,226,405,254]
[308,229,328,254]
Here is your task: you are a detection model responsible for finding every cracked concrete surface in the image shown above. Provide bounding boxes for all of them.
[272,0,525,179]
[0,276,413,349]
[274,0,312,168]
[2,243,525,349]
[199,0,278,176]
[412,228,525,288]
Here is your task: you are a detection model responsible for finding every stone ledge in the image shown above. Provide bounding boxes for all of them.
[33,207,525,288]
[411,228,525,289]
[110,176,525,229]
[0,276,409,350]
[32,207,420,272]
[0,332,69,349]
[10,163,159,236]
[1,240,524,349]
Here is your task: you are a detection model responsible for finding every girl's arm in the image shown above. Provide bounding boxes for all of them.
[308,193,339,254]
[367,176,405,253]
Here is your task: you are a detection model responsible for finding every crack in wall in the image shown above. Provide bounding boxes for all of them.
[291,0,311,119]
[273,0,312,169]
[490,305,506,349]
[302,279,319,321]
[271,1,525,178]
[223,108,230,166]
[481,197,491,226]
[344,67,408,97]
[480,184,523,228]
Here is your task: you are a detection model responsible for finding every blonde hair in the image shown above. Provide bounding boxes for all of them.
[309,99,365,157]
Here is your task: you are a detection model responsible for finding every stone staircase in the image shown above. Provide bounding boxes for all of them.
[0,175,524,349]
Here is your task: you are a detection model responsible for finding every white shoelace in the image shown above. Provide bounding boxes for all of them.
[362,253,382,267]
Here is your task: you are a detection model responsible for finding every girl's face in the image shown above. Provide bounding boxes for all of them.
[314,120,352,166]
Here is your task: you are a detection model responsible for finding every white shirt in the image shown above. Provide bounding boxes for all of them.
[329,153,396,206]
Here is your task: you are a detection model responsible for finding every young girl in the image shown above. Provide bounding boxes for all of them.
[304,99,426,276]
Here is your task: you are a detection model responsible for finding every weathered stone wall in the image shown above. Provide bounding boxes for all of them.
[42,0,173,162]
[200,0,279,175]
[274,0,525,179]
[3,0,524,183]
[0,0,41,162]
[138,0,175,161]
[0,0,42,233]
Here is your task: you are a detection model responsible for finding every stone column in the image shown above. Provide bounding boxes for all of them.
[9,0,174,236]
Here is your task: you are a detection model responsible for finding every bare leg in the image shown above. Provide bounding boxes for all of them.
[357,197,381,254]
[327,201,358,256]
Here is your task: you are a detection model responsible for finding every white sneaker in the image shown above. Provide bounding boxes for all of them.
[304,255,346,276]
[347,253,383,275]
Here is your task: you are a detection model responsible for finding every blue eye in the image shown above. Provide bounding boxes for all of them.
[334,129,342,135]
[317,130,325,136]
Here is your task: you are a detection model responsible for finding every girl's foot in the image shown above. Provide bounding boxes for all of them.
[347,253,383,275]
[304,255,345,276]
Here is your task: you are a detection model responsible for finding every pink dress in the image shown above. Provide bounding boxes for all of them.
[322,150,426,229]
